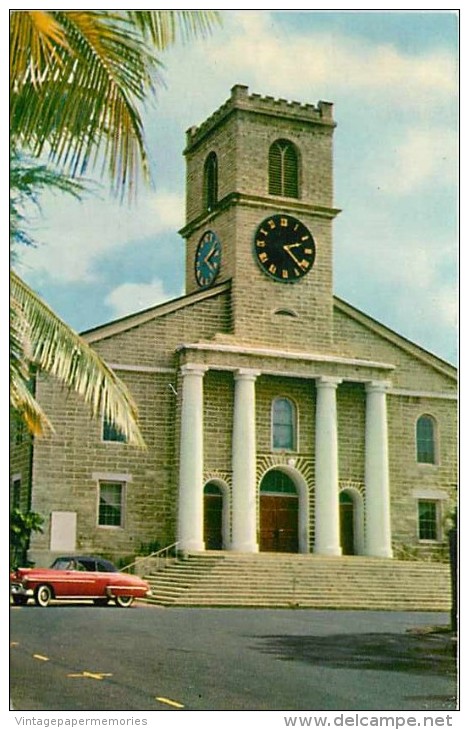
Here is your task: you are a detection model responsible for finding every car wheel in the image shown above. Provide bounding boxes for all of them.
[12,596,28,606]
[115,595,134,608]
[93,598,110,607]
[34,584,53,607]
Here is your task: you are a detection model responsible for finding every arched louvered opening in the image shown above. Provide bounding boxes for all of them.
[204,152,218,211]
[268,139,299,198]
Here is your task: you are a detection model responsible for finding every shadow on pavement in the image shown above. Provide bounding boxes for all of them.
[253,629,457,676]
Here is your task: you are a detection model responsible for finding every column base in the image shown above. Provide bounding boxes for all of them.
[314,545,343,556]
[365,548,394,558]
[229,542,259,553]
[178,539,205,553]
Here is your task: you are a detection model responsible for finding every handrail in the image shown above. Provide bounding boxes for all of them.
[120,541,180,574]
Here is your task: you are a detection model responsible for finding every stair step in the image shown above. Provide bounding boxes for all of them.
[141,553,451,610]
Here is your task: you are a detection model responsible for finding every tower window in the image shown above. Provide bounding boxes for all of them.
[272,397,297,450]
[204,152,218,211]
[269,139,299,198]
[416,415,437,464]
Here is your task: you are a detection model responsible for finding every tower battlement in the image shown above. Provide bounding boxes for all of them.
[186,84,334,150]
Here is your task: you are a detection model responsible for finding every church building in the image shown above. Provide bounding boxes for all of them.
[11,85,457,567]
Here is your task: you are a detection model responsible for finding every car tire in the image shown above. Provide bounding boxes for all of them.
[115,595,134,608]
[93,598,110,606]
[34,584,53,607]
[12,596,28,606]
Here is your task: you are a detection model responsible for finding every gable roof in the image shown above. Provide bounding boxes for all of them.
[82,280,232,344]
[81,279,456,383]
[334,296,457,382]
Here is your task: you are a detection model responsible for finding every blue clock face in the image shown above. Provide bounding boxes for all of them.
[195,230,222,288]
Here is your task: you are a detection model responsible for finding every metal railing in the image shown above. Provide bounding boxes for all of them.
[120,542,180,576]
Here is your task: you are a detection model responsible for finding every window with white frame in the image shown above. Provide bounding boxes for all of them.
[272,397,297,451]
[418,499,439,541]
[98,482,124,527]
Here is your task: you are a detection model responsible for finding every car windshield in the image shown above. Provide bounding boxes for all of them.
[50,557,118,572]
[50,558,75,571]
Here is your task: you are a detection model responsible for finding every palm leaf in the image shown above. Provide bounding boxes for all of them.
[10,10,220,199]
[127,10,221,47]
[10,270,146,448]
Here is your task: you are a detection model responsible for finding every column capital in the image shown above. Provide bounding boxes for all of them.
[234,368,261,382]
[315,375,342,389]
[365,380,392,394]
[180,363,208,377]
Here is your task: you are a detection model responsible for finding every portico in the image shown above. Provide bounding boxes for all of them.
[176,343,394,559]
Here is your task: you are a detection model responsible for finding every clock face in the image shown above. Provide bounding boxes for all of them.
[253,214,315,282]
[195,230,222,288]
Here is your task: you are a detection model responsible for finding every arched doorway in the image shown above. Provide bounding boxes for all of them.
[260,470,299,553]
[340,491,355,555]
[204,483,223,550]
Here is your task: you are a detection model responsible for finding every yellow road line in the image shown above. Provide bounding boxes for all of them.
[155,697,185,709]
[67,671,113,680]
[33,654,49,662]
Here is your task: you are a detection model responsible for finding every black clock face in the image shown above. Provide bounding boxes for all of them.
[253,214,315,282]
[195,230,221,288]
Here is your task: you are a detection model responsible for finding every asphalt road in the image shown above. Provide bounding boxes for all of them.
[10,603,457,712]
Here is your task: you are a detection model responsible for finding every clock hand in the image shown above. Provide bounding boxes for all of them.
[203,246,217,270]
[283,244,303,267]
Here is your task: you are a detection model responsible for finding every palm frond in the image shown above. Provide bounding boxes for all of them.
[10,150,87,253]
[10,10,221,199]
[10,10,159,200]
[126,10,221,47]
[10,271,146,448]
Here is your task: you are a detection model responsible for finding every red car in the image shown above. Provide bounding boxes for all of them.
[10,555,151,608]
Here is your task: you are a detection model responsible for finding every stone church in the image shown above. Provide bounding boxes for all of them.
[11,85,457,568]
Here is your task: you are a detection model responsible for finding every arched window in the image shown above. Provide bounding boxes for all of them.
[416,415,437,464]
[272,397,297,450]
[204,152,218,211]
[268,139,299,198]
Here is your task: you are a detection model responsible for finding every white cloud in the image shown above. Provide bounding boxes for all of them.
[201,12,457,107]
[15,188,184,283]
[368,126,458,195]
[105,278,177,319]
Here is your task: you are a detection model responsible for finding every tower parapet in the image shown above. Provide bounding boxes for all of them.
[186,84,335,151]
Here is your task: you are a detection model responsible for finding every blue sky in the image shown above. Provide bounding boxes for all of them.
[13,8,459,364]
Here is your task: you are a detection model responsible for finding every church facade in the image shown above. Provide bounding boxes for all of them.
[11,85,457,567]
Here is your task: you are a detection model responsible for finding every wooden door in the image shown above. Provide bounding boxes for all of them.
[340,497,355,556]
[260,494,299,553]
[204,490,223,550]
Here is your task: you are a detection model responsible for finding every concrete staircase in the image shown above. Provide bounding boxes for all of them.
[143,552,452,611]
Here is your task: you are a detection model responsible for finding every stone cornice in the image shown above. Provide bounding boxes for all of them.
[177,340,395,374]
[179,192,341,238]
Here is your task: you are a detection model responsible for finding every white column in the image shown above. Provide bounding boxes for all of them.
[177,364,207,552]
[314,376,342,556]
[231,369,260,553]
[365,381,393,558]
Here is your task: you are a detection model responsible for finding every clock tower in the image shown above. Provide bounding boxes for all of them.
[179,85,340,352]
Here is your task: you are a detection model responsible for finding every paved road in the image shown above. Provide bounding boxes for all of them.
[10,603,457,712]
